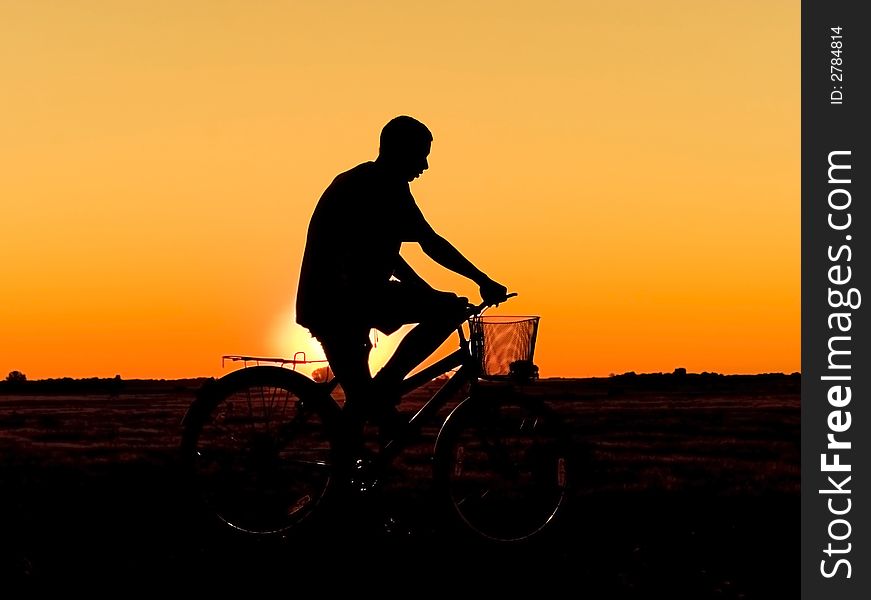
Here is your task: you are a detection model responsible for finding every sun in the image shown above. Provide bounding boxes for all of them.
[269,305,329,378]
[270,303,417,379]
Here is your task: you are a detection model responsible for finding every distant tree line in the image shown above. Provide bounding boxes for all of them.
[602,369,800,396]
[1,373,121,394]
[0,373,214,395]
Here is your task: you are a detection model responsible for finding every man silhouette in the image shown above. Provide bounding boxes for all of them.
[296,115,507,432]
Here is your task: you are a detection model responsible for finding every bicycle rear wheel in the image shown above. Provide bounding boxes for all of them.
[434,394,569,543]
[181,367,337,538]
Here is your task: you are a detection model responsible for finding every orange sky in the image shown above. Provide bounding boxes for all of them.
[1,1,798,379]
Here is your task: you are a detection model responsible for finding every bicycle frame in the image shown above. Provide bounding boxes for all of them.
[324,321,482,467]
[385,324,480,455]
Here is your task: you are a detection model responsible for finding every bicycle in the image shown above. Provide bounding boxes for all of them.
[179,295,570,543]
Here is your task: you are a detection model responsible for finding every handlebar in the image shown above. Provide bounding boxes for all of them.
[466,292,518,316]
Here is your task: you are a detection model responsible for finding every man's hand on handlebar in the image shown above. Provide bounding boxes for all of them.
[479,277,510,306]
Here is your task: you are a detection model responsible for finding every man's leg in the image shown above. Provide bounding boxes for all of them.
[313,329,373,448]
[372,303,466,392]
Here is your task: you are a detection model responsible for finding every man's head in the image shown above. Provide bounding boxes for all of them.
[378,116,432,182]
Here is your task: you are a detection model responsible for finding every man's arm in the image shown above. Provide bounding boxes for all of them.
[417,226,508,303]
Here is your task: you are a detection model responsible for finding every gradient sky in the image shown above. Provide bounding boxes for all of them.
[1,1,798,379]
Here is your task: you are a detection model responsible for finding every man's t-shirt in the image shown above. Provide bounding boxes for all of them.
[296,161,428,333]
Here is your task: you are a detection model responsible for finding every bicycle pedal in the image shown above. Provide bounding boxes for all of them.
[349,455,382,495]
[351,474,381,495]
[382,515,415,538]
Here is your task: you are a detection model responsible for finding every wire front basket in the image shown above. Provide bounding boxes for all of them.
[469,315,540,381]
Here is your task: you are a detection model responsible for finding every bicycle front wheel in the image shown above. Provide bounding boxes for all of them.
[181,367,337,538]
[434,394,569,543]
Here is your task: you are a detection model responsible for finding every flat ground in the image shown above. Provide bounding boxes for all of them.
[0,374,799,598]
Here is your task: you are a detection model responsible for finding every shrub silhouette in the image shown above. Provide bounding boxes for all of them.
[6,370,27,383]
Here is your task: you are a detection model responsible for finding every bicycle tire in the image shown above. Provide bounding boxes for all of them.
[433,392,570,543]
[180,367,340,538]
